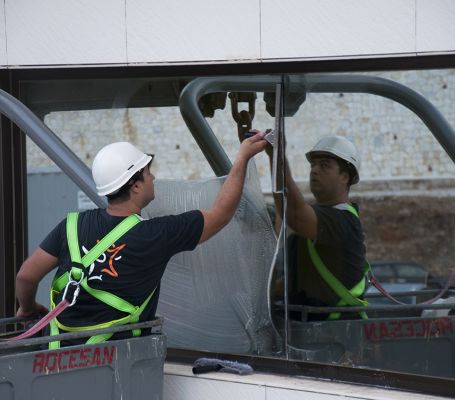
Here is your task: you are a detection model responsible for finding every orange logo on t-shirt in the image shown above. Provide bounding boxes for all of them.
[101,243,126,278]
[82,241,125,281]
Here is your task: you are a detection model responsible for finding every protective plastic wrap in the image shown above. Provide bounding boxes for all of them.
[143,163,279,354]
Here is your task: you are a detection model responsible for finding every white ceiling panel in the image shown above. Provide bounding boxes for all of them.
[126,0,260,63]
[417,0,455,53]
[261,0,416,60]
[6,0,127,66]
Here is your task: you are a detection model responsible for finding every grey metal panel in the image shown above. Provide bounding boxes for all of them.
[21,78,192,118]
[0,334,166,400]
[27,171,79,251]
[287,316,455,378]
[27,171,81,307]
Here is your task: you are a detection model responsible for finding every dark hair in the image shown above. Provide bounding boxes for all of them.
[106,168,146,202]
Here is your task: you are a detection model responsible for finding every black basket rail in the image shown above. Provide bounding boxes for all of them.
[0,318,162,351]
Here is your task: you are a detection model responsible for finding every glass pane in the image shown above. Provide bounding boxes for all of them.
[370,263,396,281]
[21,71,455,381]
[142,167,278,354]
[281,70,455,379]
[395,263,428,282]
[24,79,284,358]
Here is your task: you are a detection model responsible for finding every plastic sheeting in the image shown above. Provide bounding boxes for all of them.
[143,163,279,355]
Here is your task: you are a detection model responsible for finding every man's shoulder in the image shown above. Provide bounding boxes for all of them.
[314,203,359,217]
[146,210,203,223]
[313,204,345,217]
[139,210,203,232]
[313,204,363,232]
[72,208,103,219]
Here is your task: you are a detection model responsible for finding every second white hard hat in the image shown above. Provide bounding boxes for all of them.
[92,142,152,196]
[306,136,360,184]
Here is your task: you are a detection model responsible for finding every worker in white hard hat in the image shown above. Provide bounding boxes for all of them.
[15,133,267,347]
[267,135,368,321]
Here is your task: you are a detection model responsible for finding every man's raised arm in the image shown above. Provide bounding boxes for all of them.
[199,132,267,243]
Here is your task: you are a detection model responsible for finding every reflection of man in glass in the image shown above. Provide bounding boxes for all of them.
[269,136,367,320]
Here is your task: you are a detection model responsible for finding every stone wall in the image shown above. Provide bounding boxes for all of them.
[27,69,455,189]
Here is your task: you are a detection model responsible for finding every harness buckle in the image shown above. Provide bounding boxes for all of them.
[62,272,84,307]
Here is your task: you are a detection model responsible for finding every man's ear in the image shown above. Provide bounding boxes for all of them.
[129,181,141,194]
[340,170,351,187]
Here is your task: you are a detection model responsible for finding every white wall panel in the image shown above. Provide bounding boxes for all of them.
[164,375,265,400]
[261,0,416,59]
[266,387,343,400]
[163,365,437,400]
[6,0,126,65]
[417,0,455,53]
[3,0,455,67]
[0,2,7,65]
[126,0,260,63]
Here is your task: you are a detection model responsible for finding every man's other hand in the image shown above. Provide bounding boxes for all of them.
[237,130,268,161]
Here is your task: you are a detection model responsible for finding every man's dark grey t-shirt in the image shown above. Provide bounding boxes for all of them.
[41,208,204,329]
[290,204,366,312]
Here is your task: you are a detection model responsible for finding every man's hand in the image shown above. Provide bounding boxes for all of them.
[237,130,268,161]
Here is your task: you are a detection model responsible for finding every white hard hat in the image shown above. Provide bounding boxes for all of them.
[92,142,152,196]
[306,136,360,184]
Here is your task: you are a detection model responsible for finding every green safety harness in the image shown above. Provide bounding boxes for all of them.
[49,212,156,349]
[306,204,369,320]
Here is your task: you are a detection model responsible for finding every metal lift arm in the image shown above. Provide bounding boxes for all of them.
[0,88,106,208]
[179,74,455,176]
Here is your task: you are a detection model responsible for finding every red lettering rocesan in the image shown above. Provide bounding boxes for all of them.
[79,348,91,367]
[58,351,69,371]
[32,345,116,374]
[363,318,454,341]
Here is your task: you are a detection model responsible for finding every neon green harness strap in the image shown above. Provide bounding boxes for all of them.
[306,204,368,320]
[344,203,359,218]
[67,211,142,270]
[50,211,151,349]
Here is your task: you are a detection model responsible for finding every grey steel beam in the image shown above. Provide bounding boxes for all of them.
[0,88,106,208]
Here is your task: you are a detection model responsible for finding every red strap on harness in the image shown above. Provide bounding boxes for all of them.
[1,300,69,341]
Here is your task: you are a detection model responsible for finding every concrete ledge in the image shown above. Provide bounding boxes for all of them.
[164,362,449,400]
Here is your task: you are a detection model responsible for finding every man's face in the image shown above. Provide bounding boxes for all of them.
[309,156,349,203]
[141,163,155,204]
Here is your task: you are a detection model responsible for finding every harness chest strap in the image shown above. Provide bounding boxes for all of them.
[50,211,155,349]
[306,204,369,320]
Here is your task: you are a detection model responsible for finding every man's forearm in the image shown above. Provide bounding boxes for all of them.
[198,156,250,243]
[284,160,307,225]
[269,156,306,220]
[199,132,267,243]
[212,156,249,223]
[15,248,58,315]
[16,274,39,313]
